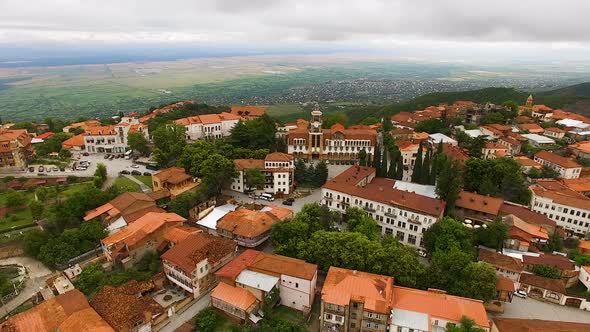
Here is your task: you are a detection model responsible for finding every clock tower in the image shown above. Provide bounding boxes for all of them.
[309,105,324,159]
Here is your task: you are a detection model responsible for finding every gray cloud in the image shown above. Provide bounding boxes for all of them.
[0,0,589,45]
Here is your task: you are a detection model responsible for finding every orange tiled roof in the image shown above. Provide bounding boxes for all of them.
[514,156,542,169]
[455,191,504,216]
[545,127,565,134]
[392,286,489,329]
[531,179,590,210]
[217,208,277,238]
[153,167,192,185]
[499,203,556,230]
[161,232,236,275]
[0,289,114,332]
[234,159,265,171]
[61,134,85,148]
[211,282,257,311]
[265,152,293,162]
[522,254,574,271]
[85,125,117,136]
[564,176,590,193]
[164,225,202,244]
[101,212,185,246]
[492,318,590,332]
[63,120,101,131]
[215,249,262,280]
[518,123,544,133]
[496,275,516,292]
[249,251,317,280]
[569,141,590,154]
[506,215,549,241]
[579,240,590,252]
[520,273,566,294]
[534,150,581,169]
[322,267,394,314]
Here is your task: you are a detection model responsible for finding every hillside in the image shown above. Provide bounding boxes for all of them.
[541,82,590,97]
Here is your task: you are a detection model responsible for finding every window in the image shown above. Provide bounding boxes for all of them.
[295,283,299,288]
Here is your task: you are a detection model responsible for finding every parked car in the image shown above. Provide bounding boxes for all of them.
[260,193,275,201]
[109,155,115,160]
[82,152,89,156]
[114,155,120,159]
[28,167,35,172]
[142,172,151,176]
[59,167,65,172]
[120,170,130,175]
[282,200,293,206]
[131,164,140,169]
[417,249,427,258]
[37,173,46,176]
[38,166,45,172]
[131,170,142,176]
[145,164,159,171]
[104,154,110,159]
[51,167,59,172]
[514,290,527,299]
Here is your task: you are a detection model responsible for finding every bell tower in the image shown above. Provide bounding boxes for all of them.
[526,94,533,108]
[310,105,323,133]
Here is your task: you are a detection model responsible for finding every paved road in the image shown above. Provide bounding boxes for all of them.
[0,256,52,318]
[491,296,590,323]
[156,293,211,332]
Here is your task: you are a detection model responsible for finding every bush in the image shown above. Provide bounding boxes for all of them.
[195,308,223,332]
[2,176,15,183]
[66,176,78,184]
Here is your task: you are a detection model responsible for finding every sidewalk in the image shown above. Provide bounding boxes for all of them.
[123,174,152,193]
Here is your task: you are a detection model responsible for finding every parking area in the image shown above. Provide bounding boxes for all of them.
[491,296,590,323]
[223,188,322,214]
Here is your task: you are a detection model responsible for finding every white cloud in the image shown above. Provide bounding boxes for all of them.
[0,0,589,46]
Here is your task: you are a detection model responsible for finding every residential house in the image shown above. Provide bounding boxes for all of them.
[522,254,579,288]
[533,151,581,179]
[440,144,469,166]
[478,249,523,283]
[579,266,590,292]
[321,166,446,248]
[161,232,237,298]
[428,133,457,146]
[231,152,295,195]
[544,127,566,139]
[390,286,490,332]
[480,126,504,139]
[63,119,101,133]
[499,202,556,234]
[276,122,298,138]
[175,112,241,141]
[519,273,566,304]
[216,205,293,247]
[211,281,260,323]
[569,141,590,159]
[84,192,164,233]
[100,212,186,267]
[61,133,86,152]
[0,289,114,332]
[0,129,34,169]
[320,267,394,332]
[152,167,199,198]
[521,134,555,147]
[230,106,266,120]
[482,142,508,159]
[497,136,522,155]
[287,108,377,164]
[91,280,164,332]
[31,131,55,144]
[518,123,544,134]
[492,318,590,332]
[514,156,542,174]
[503,215,549,251]
[162,225,202,247]
[495,275,517,302]
[530,105,554,121]
[215,249,318,313]
[563,176,590,196]
[454,191,504,224]
[530,180,590,236]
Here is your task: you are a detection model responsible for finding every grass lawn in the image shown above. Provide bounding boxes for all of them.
[133,176,153,189]
[113,176,141,193]
[59,182,93,198]
[0,191,35,232]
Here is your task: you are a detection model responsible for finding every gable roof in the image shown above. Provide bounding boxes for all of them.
[455,191,504,216]
[61,134,86,148]
[153,167,192,184]
[499,203,556,230]
[478,249,523,273]
[0,289,114,332]
[215,249,263,280]
[520,273,566,294]
[531,180,590,211]
[522,254,575,271]
[249,251,317,280]
[101,212,186,247]
[265,152,293,162]
[216,207,291,238]
[322,267,394,314]
[534,150,581,169]
[211,282,257,311]
[161,232,236,274]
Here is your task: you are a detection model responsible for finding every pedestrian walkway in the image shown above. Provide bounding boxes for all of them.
[124,174,152,193]
[0,257,52,318]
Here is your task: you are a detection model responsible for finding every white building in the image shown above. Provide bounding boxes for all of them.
[428,133,457,146]
[83,118,149,154]
[231,152,294,195]
[522,133,555,147]
[397,141,420,182]
[321,165,445,248]
[533,151,581,179]
[543,127,566,139]
[579,266,590,291]
[175,112,241,141]
[530,180,590,236]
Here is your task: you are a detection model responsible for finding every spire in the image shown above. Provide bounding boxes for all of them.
[526,94,533,107]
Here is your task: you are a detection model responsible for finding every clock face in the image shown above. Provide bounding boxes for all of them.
[313,122,320,128]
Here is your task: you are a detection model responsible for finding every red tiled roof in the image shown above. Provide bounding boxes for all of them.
[518,123,544,133]
[36,132,55,139]
[478,249,523,273]
[265,152,293,162]
[531,180,590,211]
[249,252,317,280]
[61,134,86,148]
[534,150,581,169]
[215,249,262,280]
[101,212,185,247]
[499,203,556,230]
[234,159,265,171]
[514,156,542,168]
[456,191,504,216]
[520,273,566,294]
[211,282,257,311]
[496,275,516,292]
[522,254,575,271]
[153,167,192,184]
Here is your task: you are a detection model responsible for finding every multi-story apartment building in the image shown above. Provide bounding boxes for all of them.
[231,152,295,195]
[174,112,241,141]
[320,267,490,332]
[533,151,581,179]
[161,232,237,298]
[0,129,34,169]
[216,249,318,313]
[286,108,377,164]
[530,180,590,236]
[321,166,445,248]
[84,118,149,154]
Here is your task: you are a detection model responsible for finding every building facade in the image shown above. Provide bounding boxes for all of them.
[175,112,241,141]
[231,153,295,195]
[321,166,445,248]
[533,151,581,179]
[84,119,149,154]
[0,129,34,169]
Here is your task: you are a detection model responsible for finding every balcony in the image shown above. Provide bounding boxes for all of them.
[363,206,376,213]
[384,212,396,218]
[324,196,333,201]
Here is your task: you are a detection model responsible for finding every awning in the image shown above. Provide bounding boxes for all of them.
[249,313,263,324]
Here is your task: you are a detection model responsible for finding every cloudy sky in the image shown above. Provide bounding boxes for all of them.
[1,0,589,50]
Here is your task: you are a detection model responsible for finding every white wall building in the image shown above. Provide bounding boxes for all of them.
[534,151,581,179]
[231,153,294,195]
[321,166,445,248]
[175,112,241,141]
[530,180,590,236]
[83,120,149,154]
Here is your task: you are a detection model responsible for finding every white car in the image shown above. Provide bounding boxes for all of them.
[131,165,140,169]
[514,290,527,299]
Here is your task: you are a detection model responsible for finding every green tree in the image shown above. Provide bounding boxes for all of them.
[447,316,487,332]
[4,190,26,208]
[361,117,380,125]
[271,219,310,258]
[420,147,432,184]
[58,148,72,159]
[313,161,329,186]
[358,149,367,166]
[435,158,462,210]
[546,232,564,252]
[178,140,215,177]
[423,217,473,254]
[533,265,562,279]
[540,165,560,179]
[344,207,380,241]
[481,112,505,125]
[127,132,151,156]
[94,163,107,188]
[229,115,277,150]
[195,308,223,332]
[30,200,44,221]
[245,167,265,190]
[455,262,498,302]
[415,118,446,134]
[201,154,237,195]
[411,143,423,183]
[372,143,382,173]
[380,236,427,288]
[323,112,349,128]
[23,229,52,257]
[294,159,308,185]
[474,221,508,251]
[152,124,187,167]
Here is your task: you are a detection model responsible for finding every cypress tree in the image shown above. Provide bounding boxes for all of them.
[411,143,423,183]
[372,143,381,172]
[396,154,404,180]
[420,147,432,184]
[388,150,398,179]
[379,149,389,177]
